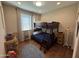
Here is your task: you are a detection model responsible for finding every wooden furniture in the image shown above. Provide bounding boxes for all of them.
[57,32,64,45]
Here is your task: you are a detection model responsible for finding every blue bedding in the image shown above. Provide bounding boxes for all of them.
[32,32,53,44]
[35,33,50,42]
[31,31,56,50]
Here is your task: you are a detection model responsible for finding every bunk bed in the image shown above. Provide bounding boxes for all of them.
[31,22,59,52]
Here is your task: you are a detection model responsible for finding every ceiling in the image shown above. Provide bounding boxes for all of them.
[3,1,78,14]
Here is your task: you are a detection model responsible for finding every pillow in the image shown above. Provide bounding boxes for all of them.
[33,31,41,35]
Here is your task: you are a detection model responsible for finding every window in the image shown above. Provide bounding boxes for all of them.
[21,13,32,31]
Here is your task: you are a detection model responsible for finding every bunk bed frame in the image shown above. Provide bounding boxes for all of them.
[31,21,59,52]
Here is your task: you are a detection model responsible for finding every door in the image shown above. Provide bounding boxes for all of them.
[72,6,79,57]
[0,3,6,57]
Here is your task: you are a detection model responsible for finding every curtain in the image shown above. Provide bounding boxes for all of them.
[16,8,23,41]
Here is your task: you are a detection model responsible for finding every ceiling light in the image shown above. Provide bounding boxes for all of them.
[17,2,21,5]
[57,2,61,5]
[36,1,42,7]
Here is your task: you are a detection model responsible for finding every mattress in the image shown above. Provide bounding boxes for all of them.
[32,32,52,44]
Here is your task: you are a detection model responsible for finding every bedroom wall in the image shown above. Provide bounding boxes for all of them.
[41,3,78,48]
[3,4,18,34]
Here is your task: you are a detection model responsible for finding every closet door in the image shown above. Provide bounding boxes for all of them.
[73,15,79,58]
[73,14,79,58]
[0,2,6,57]
[72,5,79,57]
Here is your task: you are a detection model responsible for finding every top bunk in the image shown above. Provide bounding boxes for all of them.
[34,21,60,32]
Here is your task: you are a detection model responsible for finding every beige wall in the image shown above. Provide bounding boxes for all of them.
[41,4,78,48]
[3,5,18,33]
[0,2,6,57]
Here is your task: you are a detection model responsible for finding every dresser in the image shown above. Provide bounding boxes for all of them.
[57,32,64,45]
